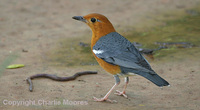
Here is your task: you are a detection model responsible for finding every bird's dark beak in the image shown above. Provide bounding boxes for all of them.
[72,16,86,23]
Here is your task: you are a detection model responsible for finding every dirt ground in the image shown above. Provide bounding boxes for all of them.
[0,0,200,110]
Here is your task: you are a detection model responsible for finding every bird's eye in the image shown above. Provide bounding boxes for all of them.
[90,18,96,23]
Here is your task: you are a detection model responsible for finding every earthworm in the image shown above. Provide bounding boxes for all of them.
[26,71,97,92]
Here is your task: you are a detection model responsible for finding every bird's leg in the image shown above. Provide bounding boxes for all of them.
[115,77,129,98]
[93,75,120,102]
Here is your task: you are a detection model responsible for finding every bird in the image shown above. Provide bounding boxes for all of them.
[72,13,170,102]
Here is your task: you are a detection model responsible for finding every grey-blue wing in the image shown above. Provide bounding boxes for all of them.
[93,32,155,74]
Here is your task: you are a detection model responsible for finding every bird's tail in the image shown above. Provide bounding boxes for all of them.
[136,71,170,87]
[121,67,170,87]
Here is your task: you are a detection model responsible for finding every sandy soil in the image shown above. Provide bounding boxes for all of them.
[0,0,200,110]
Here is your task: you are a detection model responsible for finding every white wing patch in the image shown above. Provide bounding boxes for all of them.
[93,49,104,54]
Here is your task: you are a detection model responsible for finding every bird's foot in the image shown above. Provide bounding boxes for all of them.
[93,96,117,103]
[114,90,128,98]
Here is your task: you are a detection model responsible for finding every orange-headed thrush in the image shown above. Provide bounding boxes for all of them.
[73,13,170,102]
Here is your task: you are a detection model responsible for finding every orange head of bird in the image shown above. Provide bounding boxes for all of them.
[72,13,116,38]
